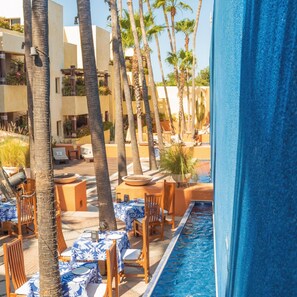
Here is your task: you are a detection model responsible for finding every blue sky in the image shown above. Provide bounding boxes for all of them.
[54,0,213,82]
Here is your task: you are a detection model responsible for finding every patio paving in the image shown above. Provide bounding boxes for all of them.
[0,157,181,296]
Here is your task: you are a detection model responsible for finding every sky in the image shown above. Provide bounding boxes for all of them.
[54,0,213,82]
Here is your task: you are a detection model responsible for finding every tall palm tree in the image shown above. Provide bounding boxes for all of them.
[110,0,127,183]
[127,0,157,170]
[139,0,164,150]
[116,8,143,175]
[175,18,195,51]
[23,0,35,176]
[176,18,195,131]
[166,0,192,53]
[77,0,117,230]
[191,0,203,131]
[167,50,193,138]
[120,10,143,142]
[153,0,174,52]
[146,0,175,135]
[31,0,61,295]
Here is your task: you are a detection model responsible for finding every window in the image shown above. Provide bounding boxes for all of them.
[55,77,60,94]
[57,121,62,136]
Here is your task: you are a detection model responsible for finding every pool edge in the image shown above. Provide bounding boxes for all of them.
[143,200,212,297]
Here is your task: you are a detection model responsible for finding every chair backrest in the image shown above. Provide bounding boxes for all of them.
[142,216,149,272]
[22,178,36,195]
[56,214,68,255]
[52,147,68,160]
[17,193,36,225]
[163,180,175,214]
[106,241,119,297]
[144,193,164,224]
[3,239,27,296]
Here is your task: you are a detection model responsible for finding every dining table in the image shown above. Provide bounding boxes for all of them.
[16,261,100,297]
[71,230,130,272]
[113,200,145,231]
[0,200,17,222]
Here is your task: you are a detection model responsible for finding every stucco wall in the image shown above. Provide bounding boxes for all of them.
[48,0,64,140]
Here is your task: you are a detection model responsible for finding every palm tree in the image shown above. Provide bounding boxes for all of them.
[167,50,193,138]
[175,18,195,52]
[77,0,117,229]
[146,0,175,135]
[153,0,174,52]
[191,0,203,131]
[176,18,195,131]
[31,0,61,295]
[120,10,143,142]
[116,8,143,175]
[139,0,164,150]
[23,0,35,176]
[166,0,192,53]
[127,0,157,170]
[110,0,127,183]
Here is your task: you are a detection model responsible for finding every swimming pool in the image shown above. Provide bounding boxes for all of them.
[144,201,215,297]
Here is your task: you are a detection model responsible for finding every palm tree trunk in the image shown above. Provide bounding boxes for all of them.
[23,0,35,177]
[32,0,61,296]
[170,11,177,53]
[127,0,157,170]
[118,0,123,19]
[162,5,174,52]
[186,70,191,131]
[147,0,175,134]
[117,18,143,175]
[77,0,116,230]
[132,50,143,143]
[110,0,127,184]
[191,0,203,131]
[139,0,164,150]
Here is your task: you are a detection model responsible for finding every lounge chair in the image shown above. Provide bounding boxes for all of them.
[80,144,94,162]
[52,147,69,165]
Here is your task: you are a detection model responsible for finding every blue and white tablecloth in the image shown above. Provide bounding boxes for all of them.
[71,230,130,272]
[0,201,17,222]
[113,200,145,231]
[19,262,100,297]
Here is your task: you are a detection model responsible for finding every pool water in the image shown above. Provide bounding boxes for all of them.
[150,202,215,297]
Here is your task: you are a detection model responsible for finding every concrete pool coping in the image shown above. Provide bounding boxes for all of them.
[144,200,213,296]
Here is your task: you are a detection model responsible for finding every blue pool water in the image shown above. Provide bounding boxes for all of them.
[147,202,215,297]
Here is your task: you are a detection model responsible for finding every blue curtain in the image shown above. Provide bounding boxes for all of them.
[211,0,297,296]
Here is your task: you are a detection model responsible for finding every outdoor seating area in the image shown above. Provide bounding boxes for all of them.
[1,159,201,296]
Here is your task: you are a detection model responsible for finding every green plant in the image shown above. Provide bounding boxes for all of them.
[103,121,113,131]
[0,137,29,167]
[0,17,10,29]
[99,85,112,96]
[159,144,198,179]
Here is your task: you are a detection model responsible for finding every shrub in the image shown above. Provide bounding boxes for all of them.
[0,137,29,167]
[159,144,197,178]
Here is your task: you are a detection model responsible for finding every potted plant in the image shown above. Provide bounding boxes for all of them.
[159,144,198,186]
[0,137,30,175]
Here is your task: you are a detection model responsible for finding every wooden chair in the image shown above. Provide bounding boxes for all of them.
[0,166,37,239]
[9,191,37,240]
[163,180,176,229]
[3,238,31,297]
[134,193,165,241]
[87,241,119,297]
[122,216,150,283]
[56,214,71,261]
